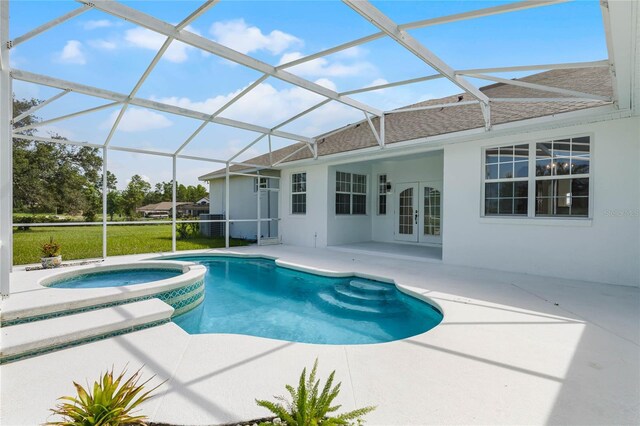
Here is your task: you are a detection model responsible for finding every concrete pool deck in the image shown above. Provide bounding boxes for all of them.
[1,245,639,425]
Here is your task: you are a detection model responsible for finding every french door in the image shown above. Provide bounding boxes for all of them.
[394,181,442,244]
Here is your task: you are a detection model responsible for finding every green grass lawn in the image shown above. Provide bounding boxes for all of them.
[13,225,249,265]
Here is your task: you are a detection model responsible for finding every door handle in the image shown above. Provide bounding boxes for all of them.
[414,210,418,224]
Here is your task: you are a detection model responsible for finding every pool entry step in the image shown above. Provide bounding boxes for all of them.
[318,279,404,316]
[0,299,173,364]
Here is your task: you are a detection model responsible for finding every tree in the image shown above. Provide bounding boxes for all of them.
[12,97,103,215]
[121,175,151,218]
[107,191,124,221]
[97,171,118,192]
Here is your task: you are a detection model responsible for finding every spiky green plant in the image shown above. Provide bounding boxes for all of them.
[47,366,162,426]
[256,359,375,426]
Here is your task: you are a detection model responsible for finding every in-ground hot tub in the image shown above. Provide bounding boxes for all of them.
[1,262,206,327]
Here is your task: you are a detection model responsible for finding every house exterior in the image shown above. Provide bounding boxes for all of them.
[199,169,280,240]
[201,68,640,287]
[137,199,210,218]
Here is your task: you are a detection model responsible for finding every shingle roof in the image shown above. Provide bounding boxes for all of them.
[201,67,611,180]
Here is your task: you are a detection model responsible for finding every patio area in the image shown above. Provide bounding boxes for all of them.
[2,245,638,425]
[329,241,442,262]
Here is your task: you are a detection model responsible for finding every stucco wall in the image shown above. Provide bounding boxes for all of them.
[207,172,279,240]
[442,116,640,287]
[279,164,328,247]
[327,163,373,245]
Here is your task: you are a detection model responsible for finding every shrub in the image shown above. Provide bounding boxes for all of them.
[47,366,161,426]
[41,237,61,258]
[256,359,375,426]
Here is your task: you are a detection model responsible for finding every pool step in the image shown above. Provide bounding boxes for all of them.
[348,279,394,295]
[318,291,405,316]
[0,299,173,364]
[334,283,395,305]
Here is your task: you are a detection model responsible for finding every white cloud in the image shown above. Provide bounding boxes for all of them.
[82,19,117,30]
[124,25,200,63]
[278,51,376,78]
[155,79,328,126]
[101,108,173,132]
[210,19,302,55]
[56,40,86,65]
[153,77,363,138]
[87,39,117,50]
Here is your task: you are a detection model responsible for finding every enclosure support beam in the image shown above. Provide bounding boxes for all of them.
[380,114,385,148]
[12,89,71,125]
[102,149,108,259]
[80,0,382,116]
[225,163,230,249]
[172,156,177,252]
[462,73,612,101]
[11,69,314,144]
[15,101,121,131]
[454,60,609,75]
[343,0,491,129]
[364,111,382,147]
[277,1,567,72]
[0,0,12,297]
[11,4,91,47]
[256,171,261,246]
[175,74,269,156]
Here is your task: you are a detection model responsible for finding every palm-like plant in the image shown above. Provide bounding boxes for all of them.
[256,359,375,426]
[47,366,162,426]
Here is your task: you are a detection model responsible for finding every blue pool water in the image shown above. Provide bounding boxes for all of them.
[171,256,442,344]
[49,269,182,289]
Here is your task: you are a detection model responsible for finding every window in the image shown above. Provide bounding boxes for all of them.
[484,144,529,215]
[378,174,387,215]
[483,136,591,218]
[535,137,590,217]
[253,177,268,192]
[291,172,306,214]
[335,171,367,215]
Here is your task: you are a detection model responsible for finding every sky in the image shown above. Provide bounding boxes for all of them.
[8,0,607,189]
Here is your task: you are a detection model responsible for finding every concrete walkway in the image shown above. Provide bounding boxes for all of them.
[1,245,638,425]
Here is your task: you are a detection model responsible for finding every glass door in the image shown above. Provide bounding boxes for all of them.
[395,182,418,242]
[419,181,442,244]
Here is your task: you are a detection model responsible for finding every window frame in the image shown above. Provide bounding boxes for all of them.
[377,174,387,215]
[253,177,268,192]
[290,172,307,215]
[335,171,368,216]
[481,134,594,220]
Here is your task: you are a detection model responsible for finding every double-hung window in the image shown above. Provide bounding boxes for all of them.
[291,172,306,214]
[335,171,367,215]
[483,136,591,218]
[484,144,529,215]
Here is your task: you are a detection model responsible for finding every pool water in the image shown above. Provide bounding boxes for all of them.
[171,256,442,344]
[49,269,183,289]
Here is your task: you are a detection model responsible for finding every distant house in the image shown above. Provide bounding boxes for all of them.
[136,201,188,218]
[176,198,210,217]
[137,199,210,218]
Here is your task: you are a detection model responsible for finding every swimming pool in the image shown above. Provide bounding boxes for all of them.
[48,269,183,289]
[169,256,442,344]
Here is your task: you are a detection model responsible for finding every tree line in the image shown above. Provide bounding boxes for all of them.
[13,97,208,221]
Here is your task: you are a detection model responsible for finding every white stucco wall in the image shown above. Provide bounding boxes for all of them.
[279,164,329,247]
[207,171,279,240]
[442,116,640,287]
[327,163,373,245]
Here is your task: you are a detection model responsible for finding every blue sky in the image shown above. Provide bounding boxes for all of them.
[9,0,607,188]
